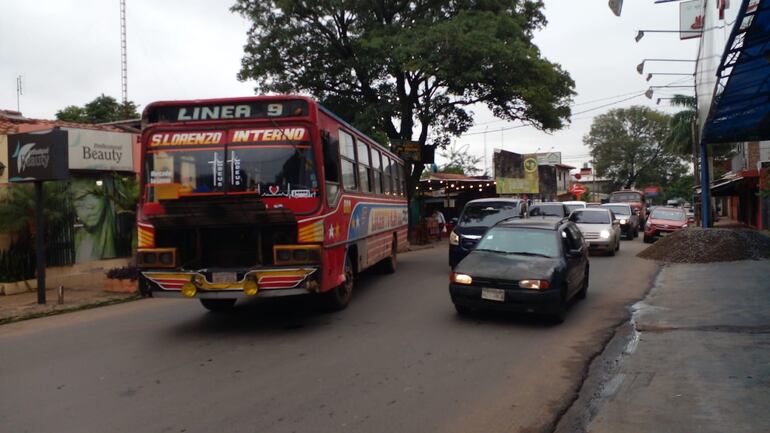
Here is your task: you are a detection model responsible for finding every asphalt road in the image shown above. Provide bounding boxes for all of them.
[0,238,658,433]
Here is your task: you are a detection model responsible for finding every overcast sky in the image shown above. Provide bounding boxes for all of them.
[0,0,702,171]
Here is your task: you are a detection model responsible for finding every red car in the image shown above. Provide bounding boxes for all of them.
[643,207,689,243]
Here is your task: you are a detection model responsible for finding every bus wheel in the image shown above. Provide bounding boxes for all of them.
[200,299,236,312]
[382,238,397,274]
[325,259,354,311]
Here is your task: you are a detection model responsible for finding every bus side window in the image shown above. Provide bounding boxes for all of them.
[372,149,383,194]
[397,163,406,196]
[339,130,357,191]
[357,139,371,193]
[382,156,393,194]
[322,131,341,207]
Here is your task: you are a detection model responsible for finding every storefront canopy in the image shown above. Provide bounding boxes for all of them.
[702,0,770,143]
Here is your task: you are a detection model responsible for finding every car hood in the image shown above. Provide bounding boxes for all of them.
[453,225,490,238]
[575,222,613,233]
[455,250,562,281]
[648,218,686,227]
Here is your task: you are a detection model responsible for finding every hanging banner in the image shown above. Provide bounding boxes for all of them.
[680,0,705,40]
[8,129,70,182]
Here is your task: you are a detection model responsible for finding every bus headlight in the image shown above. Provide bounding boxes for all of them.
[274,245,322,265]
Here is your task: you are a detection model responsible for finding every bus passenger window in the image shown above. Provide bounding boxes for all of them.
[372,149,382,194]
[357,140,371,192]
[382,156,393,194]
[339,130,357,191]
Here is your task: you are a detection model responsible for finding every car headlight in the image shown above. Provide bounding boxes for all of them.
[519,279,550,290]
[451,272,472,285]
[619,219,627,225]
[600,230,610,239]
[682,224,688,228]
[449,231,459,246]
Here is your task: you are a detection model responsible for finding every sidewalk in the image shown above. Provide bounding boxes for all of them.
[557,259,770,433]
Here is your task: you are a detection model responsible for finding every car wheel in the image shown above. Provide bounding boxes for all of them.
[199,299,236,312]
[634,227,639,238]
[576,268,589,300]
[551,287,568,323]
[454,303,472,316]
[381,238,397,274]
[643,235,652,243]
[608,245,616,256]
[324,257,354,311]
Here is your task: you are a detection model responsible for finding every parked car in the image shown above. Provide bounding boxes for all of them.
[643,207,689,243]
[563,201,587,213]
[601,203,640,239]
[449,218,589,322]
[449,198,527,268]
[609,190,647,226]
[568,208,621,255]
[528,202,570,220]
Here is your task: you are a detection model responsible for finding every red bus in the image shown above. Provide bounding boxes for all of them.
[136,96,408,312]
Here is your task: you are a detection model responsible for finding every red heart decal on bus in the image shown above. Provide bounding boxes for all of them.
[268,185,279,195]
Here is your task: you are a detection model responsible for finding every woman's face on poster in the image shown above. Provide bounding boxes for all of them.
[73,191,105,228]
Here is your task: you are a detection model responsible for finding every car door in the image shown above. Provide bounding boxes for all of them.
[565,224,587,295]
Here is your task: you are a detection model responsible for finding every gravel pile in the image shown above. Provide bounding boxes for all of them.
[638,228,770,263]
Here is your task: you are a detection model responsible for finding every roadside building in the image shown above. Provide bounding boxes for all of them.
[0,110,140,293]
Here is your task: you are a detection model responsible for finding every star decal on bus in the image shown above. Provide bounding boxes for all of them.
[328,223,340,240]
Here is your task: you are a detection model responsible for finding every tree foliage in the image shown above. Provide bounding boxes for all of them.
[438,143,483,175]
[665,94,696,157]
[56,94,139,124]
[232,0,575,191]
[584,106,686,190]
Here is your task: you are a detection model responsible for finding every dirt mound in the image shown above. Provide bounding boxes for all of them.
[638,228,770,263]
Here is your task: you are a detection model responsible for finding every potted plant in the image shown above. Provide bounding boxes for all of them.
[104,266,139,293]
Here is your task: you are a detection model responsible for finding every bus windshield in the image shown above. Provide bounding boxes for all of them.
[145,127,318,198]
[610,192,643,202]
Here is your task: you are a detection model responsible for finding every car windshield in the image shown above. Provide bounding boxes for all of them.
[565,204,584,212]
[475,227,559,258]
[458,202,520,227]
[602,204,631,216]
[610,192,643,202]
[651,209,686,221]
[529,204,565,217]
[572,211,611,224]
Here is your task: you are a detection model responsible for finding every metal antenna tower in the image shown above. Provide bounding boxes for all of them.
[16,75,23,111]
[120,0,127,104]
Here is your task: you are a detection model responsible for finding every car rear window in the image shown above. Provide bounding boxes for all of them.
[572,210,611,224]
[476,227,559,258]
[565,204,584,212]
[651,209,685,221]
[601,204,631,215]
[458,202,520,227]
[529,204,565,217]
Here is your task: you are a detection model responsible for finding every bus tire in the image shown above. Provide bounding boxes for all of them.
[381,237,397,274]
[200,299,236,312]
[325,257,354,311]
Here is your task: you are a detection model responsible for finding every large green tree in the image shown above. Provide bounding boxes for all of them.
[232,0,575,197]
[56,94,139,124]
[438,143,483,175]
[584,106,686,190]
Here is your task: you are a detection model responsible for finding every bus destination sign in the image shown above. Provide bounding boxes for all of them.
[146,99,310,123]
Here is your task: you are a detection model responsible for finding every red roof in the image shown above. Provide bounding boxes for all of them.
[0,110,126,135]
[423,172,478,181]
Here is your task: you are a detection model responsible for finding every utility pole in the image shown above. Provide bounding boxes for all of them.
[16,75,23,111]
[483,126,488,176]
[120,0,128,104]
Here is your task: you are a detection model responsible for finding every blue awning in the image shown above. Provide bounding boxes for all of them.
[702,0,770,143]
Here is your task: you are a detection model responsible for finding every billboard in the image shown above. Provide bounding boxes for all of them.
[64,128,134,171]
[7,129,69,182]
[494,149,539,194]
[680,0,705,40]
[535,152,562,165]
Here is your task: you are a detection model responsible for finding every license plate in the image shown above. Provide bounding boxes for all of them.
[481,288,505,302]
[212,272,237,283]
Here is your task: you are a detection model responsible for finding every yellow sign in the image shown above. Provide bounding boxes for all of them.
[495,153,539,194]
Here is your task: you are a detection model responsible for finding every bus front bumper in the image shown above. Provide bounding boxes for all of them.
[141,267,319,299]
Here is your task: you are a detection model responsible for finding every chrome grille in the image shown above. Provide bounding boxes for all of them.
[583,232,600,240]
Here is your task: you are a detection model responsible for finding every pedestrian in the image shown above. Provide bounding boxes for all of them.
[432,209,446,240]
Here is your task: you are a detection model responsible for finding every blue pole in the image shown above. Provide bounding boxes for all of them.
[700,140,710,227]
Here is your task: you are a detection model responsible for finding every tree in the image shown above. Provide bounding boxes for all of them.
[56,94,139,124]
[584,106,683,190]
[665,94,696,157]
[232,0,575,202]
[438,143,483,175]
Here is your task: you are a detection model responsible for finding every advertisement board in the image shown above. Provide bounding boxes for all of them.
[494,149,539,194]
[8,129,69,182]
[680,0,705,40]
[535,152,562,166]
[64,128,134,171]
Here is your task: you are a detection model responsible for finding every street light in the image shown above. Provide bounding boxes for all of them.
[646,72,695,82]
[645,85,695,99]
[635,29,702,43]
[636,59,696,75]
